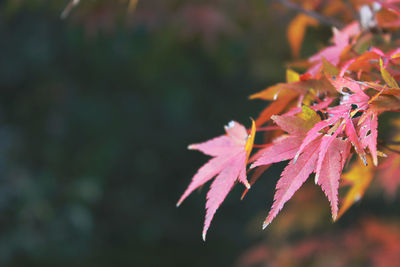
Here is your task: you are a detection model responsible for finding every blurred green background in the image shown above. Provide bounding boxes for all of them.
[1,0,399,266]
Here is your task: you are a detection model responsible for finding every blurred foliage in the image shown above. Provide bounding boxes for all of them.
[0,0,399,266]
[237,185,400,266]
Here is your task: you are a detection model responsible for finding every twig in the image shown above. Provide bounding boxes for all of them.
[61,0,80,19]
[276,0,344,28]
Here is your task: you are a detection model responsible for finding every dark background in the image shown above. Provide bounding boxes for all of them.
[1,1,399,266]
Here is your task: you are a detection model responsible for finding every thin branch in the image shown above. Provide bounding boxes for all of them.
[276,0,345,28]
[61,0,80,19]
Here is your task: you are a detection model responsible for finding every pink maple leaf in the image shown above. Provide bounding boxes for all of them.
[252,107,353,225]
[177,120,255,240]
[316,137,351,219]
[307,22,360,76]
[263,138,321,228]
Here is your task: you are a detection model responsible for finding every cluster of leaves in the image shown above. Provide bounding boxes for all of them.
[178,0,400,240]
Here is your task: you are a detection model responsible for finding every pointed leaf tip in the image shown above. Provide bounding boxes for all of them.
[244,181,251,189]
[314,174,319,184]
[202,230,207,241]
[373,156,378,167]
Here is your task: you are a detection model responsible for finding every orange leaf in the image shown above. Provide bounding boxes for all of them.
[287,14,318,58]
[254,95,296,127]
[249,84,297,101]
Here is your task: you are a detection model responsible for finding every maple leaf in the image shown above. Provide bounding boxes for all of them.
[262,133,349,223]
[252,106,352,225]
[307,22,360,75]
[287,14,318,58]
[263,138,321,228]
[251,106,321,169]
[177,120,256,240]
[316,137,350,219]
